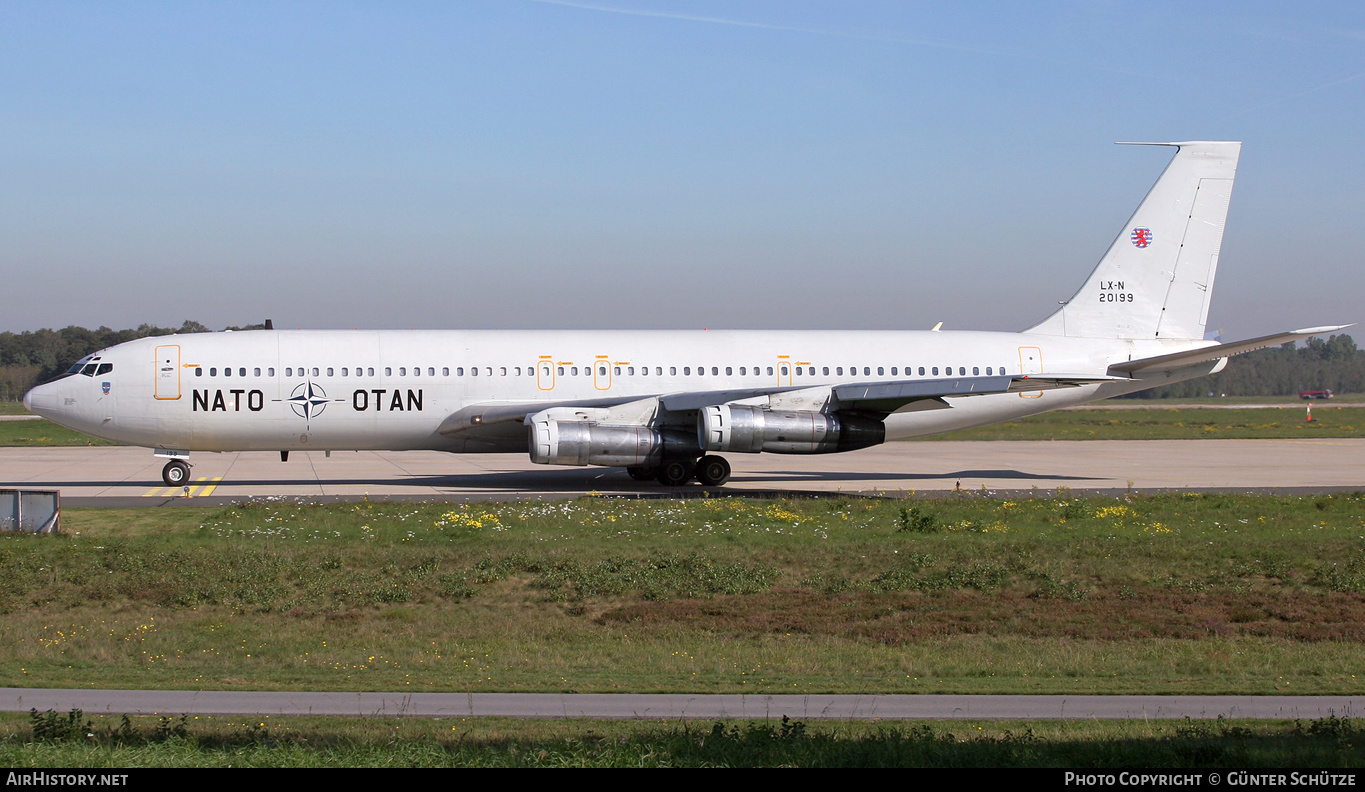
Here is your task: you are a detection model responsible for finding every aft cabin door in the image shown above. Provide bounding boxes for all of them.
[154,345,180,400]
[1017,346,1043,398]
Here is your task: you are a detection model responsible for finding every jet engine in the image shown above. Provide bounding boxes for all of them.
[698,404,885,454]
[528,418,701,467]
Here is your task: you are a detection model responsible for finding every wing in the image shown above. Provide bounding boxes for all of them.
[437,372,1124,450]
[1108,325,1353,375]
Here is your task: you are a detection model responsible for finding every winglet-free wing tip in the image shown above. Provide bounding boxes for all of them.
[1292,324,1354,335]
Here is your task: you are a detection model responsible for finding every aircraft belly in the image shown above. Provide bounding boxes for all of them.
[882,386,1102,440]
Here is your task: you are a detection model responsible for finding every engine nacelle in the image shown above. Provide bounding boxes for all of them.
[698,405,885,454]
[528,418,703,467]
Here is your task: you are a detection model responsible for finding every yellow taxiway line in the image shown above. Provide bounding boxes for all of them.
[142,476,222,498]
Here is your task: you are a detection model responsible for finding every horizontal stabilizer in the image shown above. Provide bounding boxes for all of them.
[1108,325,1354,375]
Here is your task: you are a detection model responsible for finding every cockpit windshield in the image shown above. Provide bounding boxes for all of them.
[50,355,111,383]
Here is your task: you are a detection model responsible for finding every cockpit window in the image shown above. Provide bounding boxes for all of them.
[80,364,98,377]
[96,363,113,375]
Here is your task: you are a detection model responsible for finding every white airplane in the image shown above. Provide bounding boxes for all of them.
[24,141,1348,488]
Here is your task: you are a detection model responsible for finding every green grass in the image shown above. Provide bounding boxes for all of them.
[921,405,1365,441]
[4,494,1365,695]
[0,419,119,446]
[0,403,33,415]
[3,711,1363,767]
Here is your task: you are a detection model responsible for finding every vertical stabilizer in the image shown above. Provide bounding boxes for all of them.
[1028,141,1240,340]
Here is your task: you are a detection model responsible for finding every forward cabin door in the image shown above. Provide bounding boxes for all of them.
[154,345,180,400]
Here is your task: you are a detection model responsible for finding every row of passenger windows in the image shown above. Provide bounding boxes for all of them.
[193,364,1008,379]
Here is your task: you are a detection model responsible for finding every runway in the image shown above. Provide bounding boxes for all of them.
[3,688,1359,721]
[2,438,1363,505]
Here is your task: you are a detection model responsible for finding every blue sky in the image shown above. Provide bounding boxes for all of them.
[2,1,1361,337]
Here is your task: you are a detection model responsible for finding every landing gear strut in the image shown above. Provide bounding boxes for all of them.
[162,459,191,487]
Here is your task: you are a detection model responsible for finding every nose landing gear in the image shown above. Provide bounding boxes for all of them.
[161,459,191,487]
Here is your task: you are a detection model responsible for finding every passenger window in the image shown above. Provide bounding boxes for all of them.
[384,367,391,376]
[781,366,788,376]
[254,367,261,376]
[656,367,662,376]
[399,367,406,376]
[223,367,231,378]
[932,367,939,375]
[239,368,246,377]
[919,367,925,376]
[285,368,292,377]
[683,367,690,375]
[973,367,980,375]
[312,367,319,377]
[767,367,773,376]
[444,367,450,376]
[471,367,479,377]
[195,367,202,377]
[557,367,564,376]
[269,368,276,377]
[210,368,218,377]
[341,368,348,377]
[499,367,506,376]
[600,366,608,376]
[457,367,464,376]
[878,367,884,376]
[891,367,897,376]
[640,367,648,376]
[986,367,992,375]
[327,367,334,376]
[431,368,437,377]
[614,366,621,376]
[959,367,966,375]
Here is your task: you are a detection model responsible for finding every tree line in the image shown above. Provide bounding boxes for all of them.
[0,323,1359,402]
[0,321,264,402]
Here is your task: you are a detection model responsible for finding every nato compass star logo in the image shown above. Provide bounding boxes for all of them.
[276,381,343,427]
[1130,227,1153,248]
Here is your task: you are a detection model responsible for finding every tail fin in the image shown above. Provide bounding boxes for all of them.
[1028,141,1241,340]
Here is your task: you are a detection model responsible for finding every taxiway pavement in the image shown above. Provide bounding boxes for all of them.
[1,438,1362,505]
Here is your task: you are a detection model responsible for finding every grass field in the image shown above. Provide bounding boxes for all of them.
[4,493,1365,696]
[921,405,1364,441]
[4,711,1363,767]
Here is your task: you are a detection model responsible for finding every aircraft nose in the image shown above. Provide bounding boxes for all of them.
[23,380,57,418]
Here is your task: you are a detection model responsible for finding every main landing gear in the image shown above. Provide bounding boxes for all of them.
[161,459,191,487]
[626,455,732,487]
